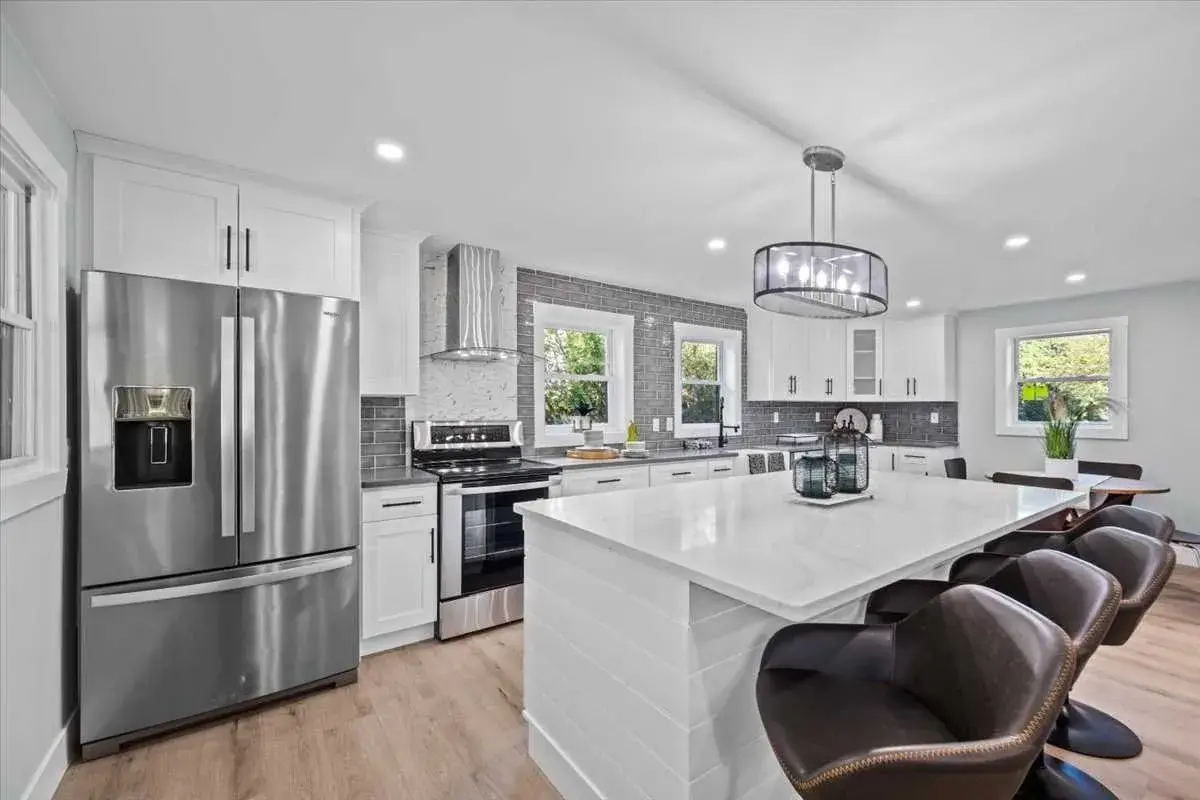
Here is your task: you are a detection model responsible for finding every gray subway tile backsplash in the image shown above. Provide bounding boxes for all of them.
[360,396,407,469]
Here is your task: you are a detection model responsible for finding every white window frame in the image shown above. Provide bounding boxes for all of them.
[674,322,742,439]
[1,90,69,522]
[994,316,1128,440]
[533,302,634,448]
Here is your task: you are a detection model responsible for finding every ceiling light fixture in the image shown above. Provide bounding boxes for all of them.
[374,139,406,163]
[906,298,922,308]
[1065,272,1087,284]
[707,238,727,252]
[1004,233,1030,250]
[753,145,888,318]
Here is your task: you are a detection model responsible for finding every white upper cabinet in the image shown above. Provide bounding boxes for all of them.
[360,232,421,396]
[747,308,809,401]
[845,320,884,401]
[238,182,355,299]
[92,157,239,285]
[85,143,359,300]
[801,320,846,402]
[904,315,958,401]
[883,320,913,400]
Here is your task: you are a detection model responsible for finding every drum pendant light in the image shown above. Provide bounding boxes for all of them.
[753,146,888,318]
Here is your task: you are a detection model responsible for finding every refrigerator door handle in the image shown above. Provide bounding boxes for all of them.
[220,317,237,538]
[89,553,354,608]
[240,316,257,535]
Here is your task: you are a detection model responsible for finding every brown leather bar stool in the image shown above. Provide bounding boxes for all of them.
[756,584,1075,800]
[866,541,1124,799]
[1078,461,1142,508]
[951,526,1177,763]
[984,504,1176,556]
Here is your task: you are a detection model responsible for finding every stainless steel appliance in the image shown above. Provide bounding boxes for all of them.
[78,270,360,759]
[411,420,561,640]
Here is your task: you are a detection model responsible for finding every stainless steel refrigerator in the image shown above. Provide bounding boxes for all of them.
[78,270,360,758]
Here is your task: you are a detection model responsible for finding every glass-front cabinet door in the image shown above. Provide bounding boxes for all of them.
[845,321,884,400]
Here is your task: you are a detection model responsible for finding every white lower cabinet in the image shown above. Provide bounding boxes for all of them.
[649,462,707,487]
[894,446,960,477]
[707,458,737,479]
[361,486,438,655]
[561,465,650,496]
[872,446,897,475]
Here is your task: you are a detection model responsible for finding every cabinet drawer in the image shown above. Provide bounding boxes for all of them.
[649,462,707,486]
[896,448,932,476]
[707,458,737,479]
[363,485,438,522]
[561,466,649,496]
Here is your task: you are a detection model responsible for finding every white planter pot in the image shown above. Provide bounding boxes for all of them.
[1044,457,1079,479]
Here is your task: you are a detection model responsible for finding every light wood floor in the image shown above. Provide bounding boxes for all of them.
[56,569,1200,800]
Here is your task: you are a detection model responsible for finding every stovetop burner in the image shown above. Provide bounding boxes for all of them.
[411,420,561,485]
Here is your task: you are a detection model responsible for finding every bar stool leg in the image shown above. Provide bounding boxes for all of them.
[1016,752,1119,800]
[1046,698,1143,759]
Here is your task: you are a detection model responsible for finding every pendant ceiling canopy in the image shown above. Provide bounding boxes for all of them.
[753,146,888,319]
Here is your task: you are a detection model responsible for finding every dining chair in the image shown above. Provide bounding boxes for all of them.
[989,472,1075,491]
[944,457,966,480]
[1078,460,1143,507]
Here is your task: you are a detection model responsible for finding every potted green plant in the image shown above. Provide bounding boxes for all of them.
[569,397,594,433]
[1040,390,1120,478]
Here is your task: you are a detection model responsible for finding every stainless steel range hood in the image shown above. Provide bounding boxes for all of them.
[424,244,532,363]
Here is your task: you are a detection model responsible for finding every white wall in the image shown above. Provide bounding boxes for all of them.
[958,281,1200,533]
[1,16,77,800]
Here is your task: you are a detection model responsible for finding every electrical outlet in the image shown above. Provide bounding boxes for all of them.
[814,412,821,422]
[652,418,660,432]
[930,411,940,424]
[666,417,674,432]
[772,411,780,424]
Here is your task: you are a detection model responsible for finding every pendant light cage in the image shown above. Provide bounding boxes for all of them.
[754,146,889,318]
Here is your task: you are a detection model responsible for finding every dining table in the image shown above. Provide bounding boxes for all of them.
[989,471,1170,509]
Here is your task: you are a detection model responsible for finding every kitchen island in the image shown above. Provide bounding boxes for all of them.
[515,470,1083,800]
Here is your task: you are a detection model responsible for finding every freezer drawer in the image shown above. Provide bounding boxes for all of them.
[80,549,359,747]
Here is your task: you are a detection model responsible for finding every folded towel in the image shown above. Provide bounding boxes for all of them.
[748,452,788,475]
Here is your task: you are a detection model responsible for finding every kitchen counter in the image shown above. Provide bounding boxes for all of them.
[878,439,959,448]
[533,448,739,470]
[516,471,1081,799]
[360,466,439,489]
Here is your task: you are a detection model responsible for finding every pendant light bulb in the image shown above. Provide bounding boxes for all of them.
[816,270,829,289]
[836,274,848,292]
[798,261,811,281]
[776,257,789,277]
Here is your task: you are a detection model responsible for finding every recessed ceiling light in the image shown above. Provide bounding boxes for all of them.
[1065,272,1087,284]
[374,139,405,163]
[1004,234,1030,250]
[707,238,727,252]
[906,298,922,308]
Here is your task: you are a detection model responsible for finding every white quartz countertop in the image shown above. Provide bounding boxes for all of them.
[517,471,1085,621]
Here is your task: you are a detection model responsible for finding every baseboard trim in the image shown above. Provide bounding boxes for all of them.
[360,622,435,657]
[523,710,604,800]
[21,710,75,800]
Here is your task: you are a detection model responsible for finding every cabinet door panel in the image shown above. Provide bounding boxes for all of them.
[362,517,437,639]
[239,183,355,299]
[883,321,912,400]
[92,157,238,285]
[773,316,809,400]
[649,463,706,486]
[845,322,884,400]
[360,233,421,395]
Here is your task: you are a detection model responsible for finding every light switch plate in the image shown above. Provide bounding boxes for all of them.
[930,411,940,424]
[773,412,780,424]
[652,418,660,432]
[814,412,821,422]
[666,417,674,432]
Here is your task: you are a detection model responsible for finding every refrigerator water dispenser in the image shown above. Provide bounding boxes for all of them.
[113,386,193,490]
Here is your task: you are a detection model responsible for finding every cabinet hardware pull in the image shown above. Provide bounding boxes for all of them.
[671,471,692,477]
[713,467,732,473]
[905,378,911,396]
[913,377,918,395]
[429,527,435,564]
[596,478,621,484]
[244,228,251,272]
[382,499,422,508]
[225,225,232,270]
[878,379,882,395]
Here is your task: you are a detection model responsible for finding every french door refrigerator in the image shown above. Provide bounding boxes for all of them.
[78,270,360,758]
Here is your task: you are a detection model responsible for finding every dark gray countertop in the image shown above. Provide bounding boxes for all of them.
[878,440,959,449]
[534,448,742,470]
[361,466,439,489]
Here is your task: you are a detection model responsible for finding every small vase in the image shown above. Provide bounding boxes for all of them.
[1044,457,1079,479]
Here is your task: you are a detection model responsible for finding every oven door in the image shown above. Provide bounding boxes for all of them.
[440,477,558,601]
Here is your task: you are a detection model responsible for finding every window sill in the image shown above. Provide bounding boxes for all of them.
[536,427,626,449]
[996,422,1128,441]
[1,465,68,523]
[675,423,737,439]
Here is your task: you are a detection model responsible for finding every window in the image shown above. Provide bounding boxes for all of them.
[995,317,1127,439]
[1,89,69,521]
[533,303,633,447]
[1,167,33,461]
[674,323,742,438]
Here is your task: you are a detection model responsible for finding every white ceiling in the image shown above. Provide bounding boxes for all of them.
[6,1,1200,312]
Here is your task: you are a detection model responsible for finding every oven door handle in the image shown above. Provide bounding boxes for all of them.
[445,479,557,496]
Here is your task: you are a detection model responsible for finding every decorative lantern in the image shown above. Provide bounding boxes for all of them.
[794,452,837,499]
[828,421,870,493]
